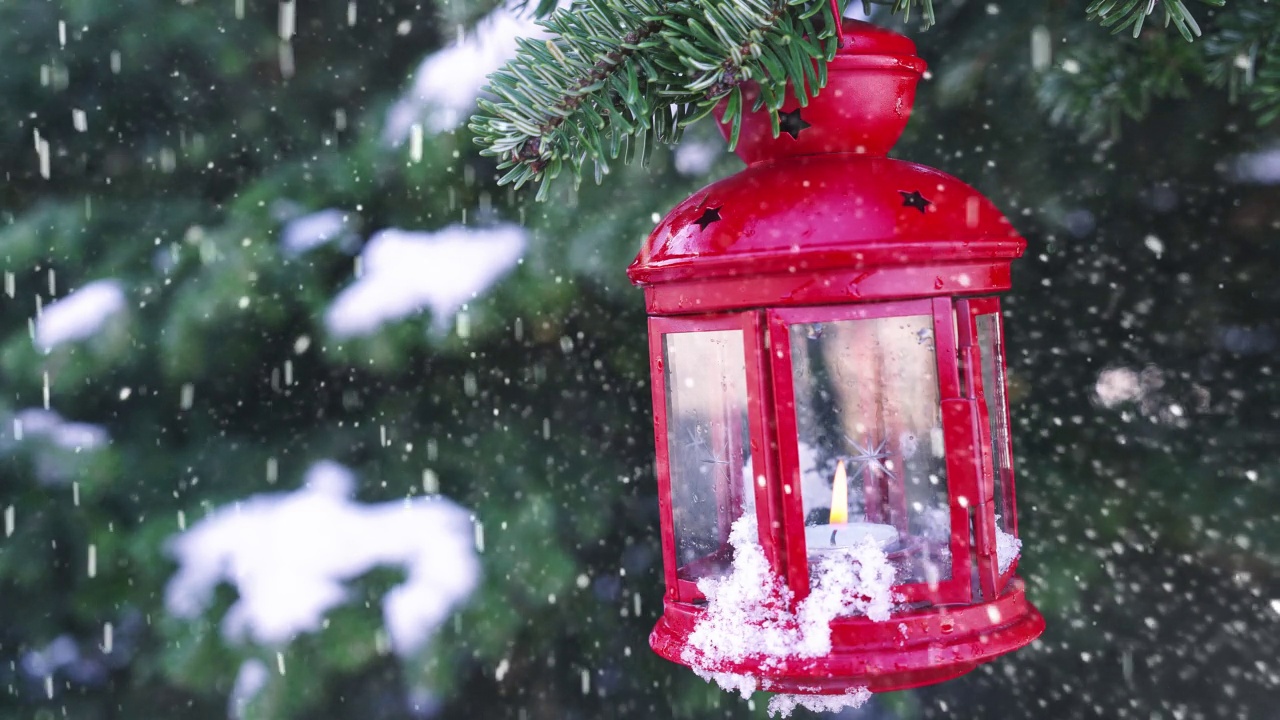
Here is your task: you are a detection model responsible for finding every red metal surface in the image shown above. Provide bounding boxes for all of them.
[628,157,1025,290]
[965,297,1021,587]
[631,19,1040,697]
[627,20,1026,299]
[967,297,1019,535]
[728,20,924,164]
[650,580,1045,694]
[641,261,1015,315]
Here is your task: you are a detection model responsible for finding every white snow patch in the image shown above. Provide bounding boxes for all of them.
[674,137,721,176]
[767,687,872,718]
[35,279,125,351]
[165,460,480,655]
[1094,367,1142,408]
[324,224,525,338]
[21,635,80,679]
[996,526,1021,575]
[1229,146,1280,184]
[281,208,355,255]
[229,659,269,719]
[692,667,759,699]
[384,8,546,141]
[12,408,108,451]
[682,515,896,695]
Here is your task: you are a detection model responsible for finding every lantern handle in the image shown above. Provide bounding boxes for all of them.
[830,0,845,47]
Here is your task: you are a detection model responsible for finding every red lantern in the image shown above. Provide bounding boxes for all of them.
[628,20,1044,701]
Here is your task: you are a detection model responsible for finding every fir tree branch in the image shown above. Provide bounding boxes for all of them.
[860,0,935,29]
[1086,0,1225,42]
[470,0,679,198]
[470,0,841,198]
[1036,33,1202,140]
[470,0,1249,197]
[1204,5,1280,124]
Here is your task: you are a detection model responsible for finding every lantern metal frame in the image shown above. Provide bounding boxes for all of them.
[631,19,1045,696]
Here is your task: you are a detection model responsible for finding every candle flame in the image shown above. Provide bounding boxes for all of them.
[829,459,848,525]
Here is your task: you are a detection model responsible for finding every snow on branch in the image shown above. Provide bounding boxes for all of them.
[324,224,526,338]
[384,8,546,143]
[164,460,480,656]
[35,279,126,352]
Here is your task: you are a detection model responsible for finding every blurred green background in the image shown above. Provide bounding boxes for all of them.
[1,1,1278,718]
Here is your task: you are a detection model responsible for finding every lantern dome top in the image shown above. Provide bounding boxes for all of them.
[628,20,1026,294]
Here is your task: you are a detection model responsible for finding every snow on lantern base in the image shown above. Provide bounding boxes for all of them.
[649,511,1046,701]
[678,516,895,715]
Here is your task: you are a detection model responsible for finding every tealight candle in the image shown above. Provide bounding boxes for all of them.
[805,459,898,554]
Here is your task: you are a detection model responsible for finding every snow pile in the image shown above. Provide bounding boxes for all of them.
[384,8,546,141]
[683,515,896,699]
[691,668,759,699]
[996,526,1021,574]
[801,542,898,626]
[683,516,801,667]
[767,687,872,718]
[165,460,480,655]
[324,224,525,338]
[281,208,356,256]
[35,279,126,351]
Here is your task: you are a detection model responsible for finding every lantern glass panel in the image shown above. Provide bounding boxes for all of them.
[787,315,952,585]
[663,330,752,583]
[976,313,1013,535]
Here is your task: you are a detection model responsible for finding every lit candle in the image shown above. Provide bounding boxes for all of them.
[805,459,897,553]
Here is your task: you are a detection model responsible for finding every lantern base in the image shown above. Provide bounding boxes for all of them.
[650,577,1044,695]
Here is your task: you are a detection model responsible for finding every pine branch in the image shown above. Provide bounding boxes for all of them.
[469,0,1246,197]
[860,0,935,28]
[659,0,838,144]
[1086,0,1225,42]
[1036,33,1202,140]
[1203,5,1280,125]
[470,0,678,199]
[470,0,840,198]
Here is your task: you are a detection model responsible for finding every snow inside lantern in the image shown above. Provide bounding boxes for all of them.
[630,19,1045,714]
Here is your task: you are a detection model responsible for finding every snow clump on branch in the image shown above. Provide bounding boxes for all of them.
[34,279,126,352]
[384,8,546,141]
[324,224,525,338]
[165,460,480,656]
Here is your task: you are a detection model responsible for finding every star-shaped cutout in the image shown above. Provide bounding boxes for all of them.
[779,109,811,140]
[899,190,932,214]
[694,206,722,230]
